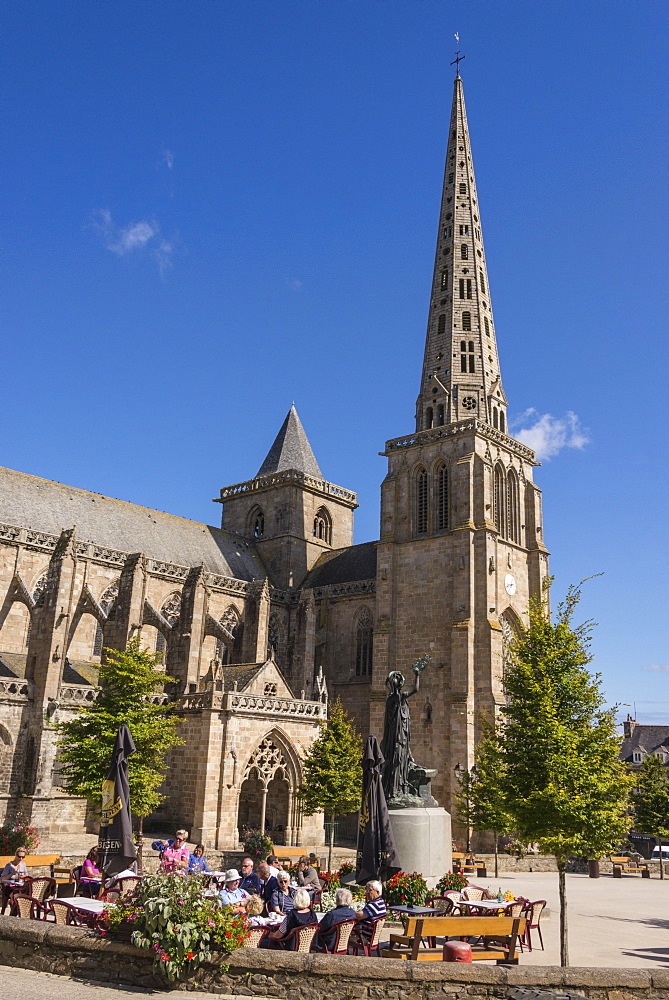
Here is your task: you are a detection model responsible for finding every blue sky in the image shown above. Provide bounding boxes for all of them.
[2,1,667,721]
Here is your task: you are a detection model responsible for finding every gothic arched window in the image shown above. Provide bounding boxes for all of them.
[267,612,283,665]
[462,311,471,331]
[436,403,445,426]
[313,507,332,545]
[415,467,428,536]
[437,464,449,531]
[425,406,433,429]
[355,608,374,678]
[499,410,505,433]
[507,469,521,544]
[494,464,507,537]
[249,506,265,539]
[93,582,119,658]
[161,592,182,627]
[479,270,486,294]
[461,244,469,260]
[493,407,499,429]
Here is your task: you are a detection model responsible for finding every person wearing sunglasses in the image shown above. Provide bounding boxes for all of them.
[158,830,190,874]
[1,847,28,883]
[268,871,295,916]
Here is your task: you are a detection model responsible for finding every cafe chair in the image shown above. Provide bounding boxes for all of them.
[315,917,357,954]
[277,922,319,952]
[523,899,546,951]
[350,915,386,957]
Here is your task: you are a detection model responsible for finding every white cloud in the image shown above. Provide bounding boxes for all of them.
[161,149,174,170]
[641,664,669,673]
[511,409,590,460]
[92,210,173,272]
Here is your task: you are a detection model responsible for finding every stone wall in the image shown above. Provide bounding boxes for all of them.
[1,917,668,998]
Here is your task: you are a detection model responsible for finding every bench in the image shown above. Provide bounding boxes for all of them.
[0,854,62,879]
[610,855,650,878]
[381,915,526,963]
[274,847,327,870]
[452,852,487,878]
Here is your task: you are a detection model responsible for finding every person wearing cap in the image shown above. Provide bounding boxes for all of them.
[219,869,250,912]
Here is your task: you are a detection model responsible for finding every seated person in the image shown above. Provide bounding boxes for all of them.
[266,854,282,878]
[1,847,28,884]
[268,871,295,916]
[187,843,211,875]
[218,869,249,913]
[257,862,279,907]
[242,894,266,926]
[158,830,190,874]
[79,846,102,895]
[239,857,262,895]
[313,887,357,952]
[263,889,316,949]
[296,855,320,889]
[350,880,386,947]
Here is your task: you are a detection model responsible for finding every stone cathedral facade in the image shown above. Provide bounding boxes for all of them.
[0,74,549,846]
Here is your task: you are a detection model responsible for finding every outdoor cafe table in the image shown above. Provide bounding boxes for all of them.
[390,905,443,917]
[64,897,107,914]
[461,899,514,913]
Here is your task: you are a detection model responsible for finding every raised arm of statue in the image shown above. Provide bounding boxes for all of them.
[405,654,431,698]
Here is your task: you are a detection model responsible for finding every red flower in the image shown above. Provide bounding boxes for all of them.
[186,952,194,960]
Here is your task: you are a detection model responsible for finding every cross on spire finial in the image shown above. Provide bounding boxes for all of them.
[450,32,465,77]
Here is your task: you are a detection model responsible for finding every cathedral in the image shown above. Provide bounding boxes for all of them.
[0,73,549,847]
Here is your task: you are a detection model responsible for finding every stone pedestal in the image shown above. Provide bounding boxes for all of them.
[389,806,451,888]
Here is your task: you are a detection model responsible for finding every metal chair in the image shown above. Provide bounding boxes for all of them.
[523,899,546,951]
[277,922,319,952]
[350,915,386,957]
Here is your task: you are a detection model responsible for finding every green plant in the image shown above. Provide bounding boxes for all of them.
[500,580,634,967]
[0,825,39,855]
[55,638,183,841]
[435,871,468,894]
[242,829,274,861]
[384,871,428,907]
[338,860,354,877]
[299,699,363,870]
[101,873,249,981]
[318,869,341,889]
[631,756,669,881]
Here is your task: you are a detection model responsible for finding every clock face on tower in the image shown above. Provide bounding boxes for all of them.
[504,574,517,596]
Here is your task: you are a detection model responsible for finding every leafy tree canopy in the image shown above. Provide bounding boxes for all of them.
[299,699,362,819]
[632,755,669,840]
[55,638,183,818]
[500,583,633,862]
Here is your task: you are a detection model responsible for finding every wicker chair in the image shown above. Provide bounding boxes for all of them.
[244,926,269,948]
[350,915,386,957]
[98,889,121,903]
[115,876,141,897]
[50,899,82,926]
[503,900,526,919]
[315,917,357,954]
[277,922,319,952]
[461,886,489,901]
[11,894,50,920]
[25,877,57,903]
[444,891,463,913]
[523,900,546,951]
[426,895,455,914]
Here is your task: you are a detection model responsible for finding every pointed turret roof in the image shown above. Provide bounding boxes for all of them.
[256,405,323,479]
[415,73,508,431]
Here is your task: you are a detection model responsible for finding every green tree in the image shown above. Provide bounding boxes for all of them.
[499,582,633,967]
[468,719,514,878]
[55,638,183,853]
[454,766,475,853]
[632,755,669,881]
[299,698,363,870]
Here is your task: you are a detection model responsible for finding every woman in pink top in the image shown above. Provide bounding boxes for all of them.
[159,830,190,874]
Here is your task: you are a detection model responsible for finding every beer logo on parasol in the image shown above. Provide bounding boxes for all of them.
[101,778,122,824]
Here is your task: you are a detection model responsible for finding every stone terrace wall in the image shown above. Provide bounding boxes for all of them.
[1,916,669,999]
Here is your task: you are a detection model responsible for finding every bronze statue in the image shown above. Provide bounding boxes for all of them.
[380,655,431,804]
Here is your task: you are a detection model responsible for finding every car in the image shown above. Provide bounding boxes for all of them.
[651,846,669,859]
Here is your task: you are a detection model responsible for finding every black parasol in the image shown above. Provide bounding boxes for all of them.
[355,734,400,884]
[98,724,137,876]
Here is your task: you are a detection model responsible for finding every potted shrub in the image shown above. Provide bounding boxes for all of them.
[435,871,468,895]
[384,871,429,907]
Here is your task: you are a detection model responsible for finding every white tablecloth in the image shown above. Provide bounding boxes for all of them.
[62,897,106,914]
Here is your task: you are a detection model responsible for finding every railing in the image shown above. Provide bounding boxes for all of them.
[218,470,357,506]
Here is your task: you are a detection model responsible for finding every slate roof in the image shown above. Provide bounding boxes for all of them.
[256,406,323,479]
[620,725,669,762]
[0,651,96,686]
[217,664,264,692]
[302,541,378,589]
[0,467,265,580]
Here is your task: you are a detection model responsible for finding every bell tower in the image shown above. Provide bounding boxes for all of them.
[372,70,550,815]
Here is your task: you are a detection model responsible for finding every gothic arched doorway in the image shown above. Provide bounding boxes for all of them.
[236,734,298,845]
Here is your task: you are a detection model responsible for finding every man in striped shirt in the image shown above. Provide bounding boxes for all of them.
[351,880,386,947]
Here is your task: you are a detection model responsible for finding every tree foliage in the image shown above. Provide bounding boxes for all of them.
[500,584,632,861]
[299,699,362,868]
[459,718,514,875]
[632,755,669,839]
[499,582,633,965]
[55,638,183,819]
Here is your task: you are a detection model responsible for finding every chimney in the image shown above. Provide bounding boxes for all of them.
[624,714,637,738]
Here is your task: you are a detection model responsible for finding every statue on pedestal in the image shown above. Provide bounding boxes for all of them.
[380,655,436,807]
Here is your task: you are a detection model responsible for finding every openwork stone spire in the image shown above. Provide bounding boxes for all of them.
[416,75,508,433]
